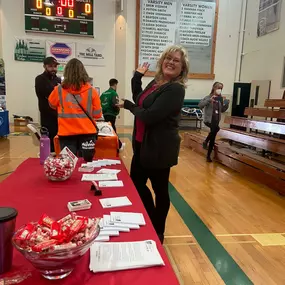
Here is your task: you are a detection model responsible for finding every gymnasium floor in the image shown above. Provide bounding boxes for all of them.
[1,127,285,284]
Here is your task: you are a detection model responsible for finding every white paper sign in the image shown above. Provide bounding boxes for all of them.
[110,212,146,226]
[90,240,165,273]
[99,196,132,209]
[99,181,124,188]
[76,43,106,66]
[60,146,78,167]
[81,173,118,182]
[46,41,76,64]
[139,0,177,71]
[97,169,121,174]
[179,1,215,46]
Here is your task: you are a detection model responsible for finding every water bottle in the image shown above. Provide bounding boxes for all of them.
[81,139,95,162]
[0,207,18,274]
[40,127,50,165]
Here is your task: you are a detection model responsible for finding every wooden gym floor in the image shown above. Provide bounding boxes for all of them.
[1,126,285,284]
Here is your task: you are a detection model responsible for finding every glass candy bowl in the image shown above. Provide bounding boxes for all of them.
[44,154,75,181]
[12,223,100,280]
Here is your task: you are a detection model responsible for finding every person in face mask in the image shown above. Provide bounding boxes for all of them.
[198,82,230,162]
[35,57,61,152]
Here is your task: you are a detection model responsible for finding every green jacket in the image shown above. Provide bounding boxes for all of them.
[100,88,120,117]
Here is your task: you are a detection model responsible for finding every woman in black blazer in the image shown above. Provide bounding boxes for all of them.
[119,45,189,243]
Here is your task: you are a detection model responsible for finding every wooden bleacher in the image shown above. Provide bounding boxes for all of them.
[264,99,285,108]
[244,108,285,118]
[184,98,285,195]
[224,116,285,134]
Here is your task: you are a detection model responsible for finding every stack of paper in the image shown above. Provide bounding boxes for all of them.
[81,173,118,182]
[90,240,165,273]
[99,181,124,187]
[82,159,121,168]
[81,172,124,187]
[110,212,146,225]
[80,161,123,186]
[97,169,121,174]
[95,213,143,241]
[99,196,132,209]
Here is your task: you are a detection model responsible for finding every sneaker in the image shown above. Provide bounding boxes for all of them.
[202,141,208,150]
[119,143,126,152]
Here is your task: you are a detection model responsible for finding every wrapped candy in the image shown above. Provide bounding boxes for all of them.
[51,221,63,240]
[52,242,77,251]
[39,214,55,228]
[58,214,72,224]
[69,220,84,238]
[16,224,35,241]
[13,213,100,254]
[32,240,58,252]
[44,154,75,181]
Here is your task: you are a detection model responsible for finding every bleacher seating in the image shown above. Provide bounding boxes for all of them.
[184,98,285,195]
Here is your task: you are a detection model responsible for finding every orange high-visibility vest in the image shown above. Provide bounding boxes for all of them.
[49,83,102,136]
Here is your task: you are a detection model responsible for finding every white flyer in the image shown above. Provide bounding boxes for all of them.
[81,173,118,182]
[102,215,130,232]
[90,240,165,273]
[95,235,110,242]
[60,146,78,167]
[110,212,146,226]
[99,230,119,237]
[99,197,132,209]
[99,181,124,188]
[97,169,121,174]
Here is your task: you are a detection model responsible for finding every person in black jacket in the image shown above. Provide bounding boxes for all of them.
[118,45,189,243]
[35,57,61,152]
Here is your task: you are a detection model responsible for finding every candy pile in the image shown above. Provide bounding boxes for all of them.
[44,154,74,181]
[14,213,100,253]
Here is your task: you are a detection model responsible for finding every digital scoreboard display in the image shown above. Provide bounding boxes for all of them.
[25,0,94,37]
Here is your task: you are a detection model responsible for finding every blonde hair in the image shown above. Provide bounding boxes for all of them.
[62,58,90,91]
[155,45,189,86]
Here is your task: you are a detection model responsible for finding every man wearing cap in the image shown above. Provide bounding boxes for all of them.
[35,57,61,152]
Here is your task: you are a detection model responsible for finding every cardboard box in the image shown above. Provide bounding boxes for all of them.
[14,118,29,126]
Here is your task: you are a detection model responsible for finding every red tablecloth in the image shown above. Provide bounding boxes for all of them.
[0,158,179,285]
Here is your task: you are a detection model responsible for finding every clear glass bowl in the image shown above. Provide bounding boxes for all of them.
[12,223,100,280]
[44,154,75,182]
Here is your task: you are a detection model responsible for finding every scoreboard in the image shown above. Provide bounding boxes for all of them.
[25,0,94,37]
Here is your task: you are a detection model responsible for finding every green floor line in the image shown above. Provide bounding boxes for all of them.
[118,133,253,285]
[169,183,253,285]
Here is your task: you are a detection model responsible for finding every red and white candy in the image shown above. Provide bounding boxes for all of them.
[44,154,74,181]
[14,213,100,253]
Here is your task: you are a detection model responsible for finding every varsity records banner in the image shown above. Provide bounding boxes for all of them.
[14,38,46,62]
[76,43,106,66]
[46,41,76,64]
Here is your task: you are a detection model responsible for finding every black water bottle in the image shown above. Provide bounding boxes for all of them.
[81,139,95,162]
[0,207,18,274]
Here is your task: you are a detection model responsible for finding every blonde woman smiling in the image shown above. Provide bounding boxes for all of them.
[119,45,189,243]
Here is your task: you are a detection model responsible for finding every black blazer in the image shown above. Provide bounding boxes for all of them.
[124,71,185,169]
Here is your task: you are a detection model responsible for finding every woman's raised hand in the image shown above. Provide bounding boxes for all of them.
[136,62,150,75]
